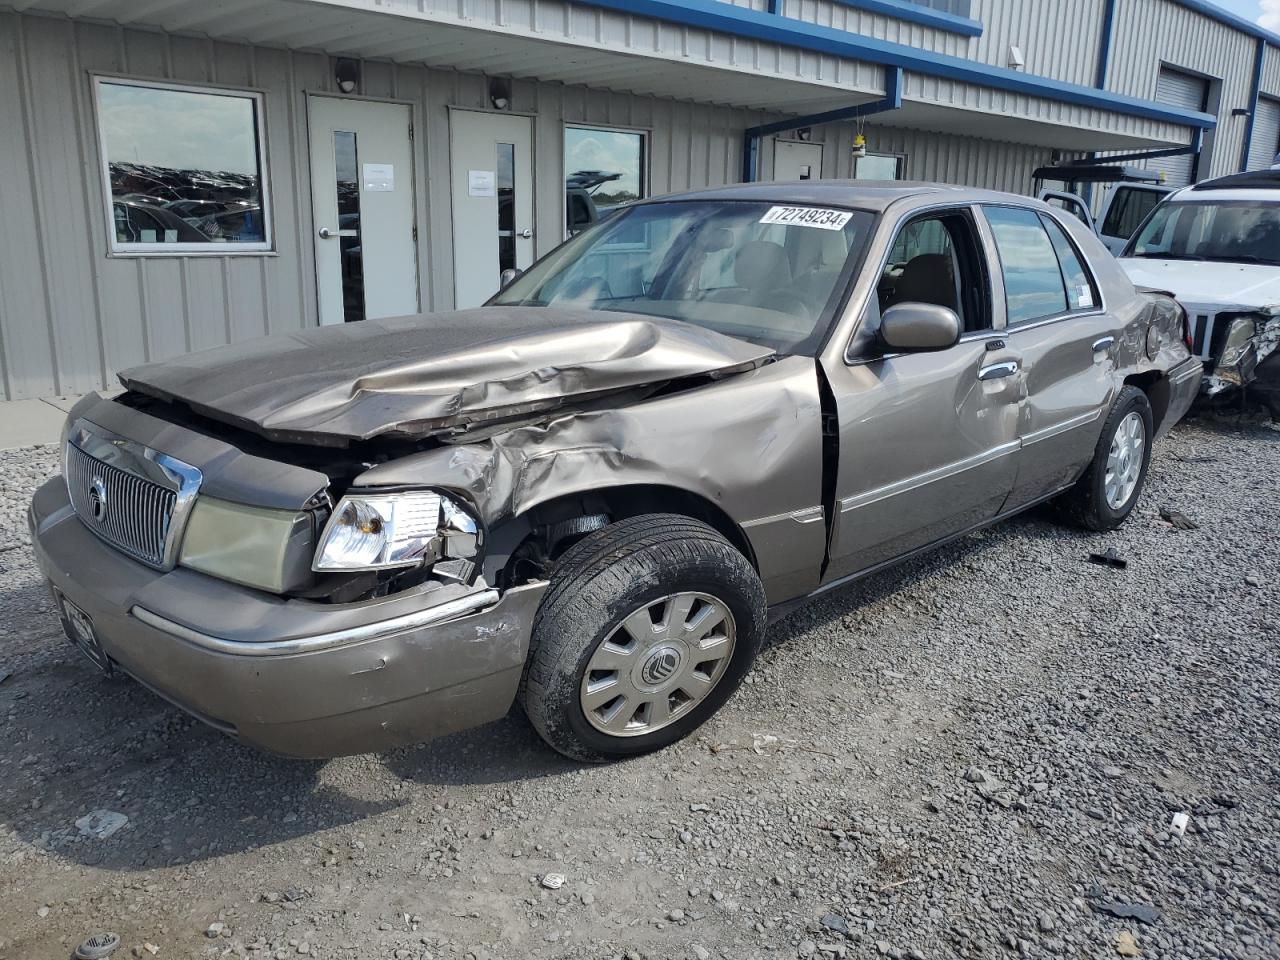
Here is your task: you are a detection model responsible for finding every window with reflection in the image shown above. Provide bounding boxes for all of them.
[95,78,271,254]
[565,126,647,237]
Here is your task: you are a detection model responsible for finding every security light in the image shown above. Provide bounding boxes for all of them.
[334,58,360,94]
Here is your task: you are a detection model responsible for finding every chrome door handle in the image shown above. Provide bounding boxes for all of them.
[318,227,335,239]
[1092,336,1116,352]
[518,229,533,239]
[978,361,1020,381]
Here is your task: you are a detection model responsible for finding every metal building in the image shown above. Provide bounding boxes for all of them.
[0,0,1277,400]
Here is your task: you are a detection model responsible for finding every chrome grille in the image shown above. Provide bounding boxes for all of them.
[66,442,178,567]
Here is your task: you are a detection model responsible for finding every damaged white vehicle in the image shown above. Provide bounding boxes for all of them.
[1119,170,1280,415]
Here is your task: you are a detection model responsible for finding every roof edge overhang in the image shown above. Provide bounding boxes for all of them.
[576,0,1218,132]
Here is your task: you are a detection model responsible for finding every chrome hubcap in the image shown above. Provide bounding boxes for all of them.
[580,592,736,737]
[1105,411,1146,510]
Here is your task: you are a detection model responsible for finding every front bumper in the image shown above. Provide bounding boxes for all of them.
[28,477,546,758]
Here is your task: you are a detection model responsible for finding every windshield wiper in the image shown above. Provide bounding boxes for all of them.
[1130,252,1207,261]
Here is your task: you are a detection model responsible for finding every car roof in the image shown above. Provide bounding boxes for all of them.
[641,180,1024,213]
[1166,169,1280,203]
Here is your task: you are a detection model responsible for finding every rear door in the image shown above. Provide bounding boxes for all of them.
[981,205,1126,509]
[822,205,1021,581]
[1097,185,1170,253]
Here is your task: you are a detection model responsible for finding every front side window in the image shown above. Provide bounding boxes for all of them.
[95,77,271,254]
[876,211,989,334]
[1124,200,1280,266]
[565,126,646,237]
[984,206,1070,324]
[493,200,873,354]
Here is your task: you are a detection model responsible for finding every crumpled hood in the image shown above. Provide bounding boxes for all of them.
[119,308,774,444]
[1120,258,1280,308]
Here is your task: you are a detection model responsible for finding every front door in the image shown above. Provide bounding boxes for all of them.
[774,140,823,181]
[450,110,535,308]
[823,207,1022,582]
[308,97,418,325]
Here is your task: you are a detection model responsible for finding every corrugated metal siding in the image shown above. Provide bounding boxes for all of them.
[0,11,779,399]
[968,0,1105,87]
[1149,66,1208,184]
[1248,96,1280,170]
[791,120,1054,192]
[1106,0,1254,179]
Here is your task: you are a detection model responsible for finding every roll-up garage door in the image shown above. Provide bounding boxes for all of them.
[1150,67,1209,186]
[1248,96,1280,170]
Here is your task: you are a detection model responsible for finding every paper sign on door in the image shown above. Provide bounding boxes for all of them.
[468,170,497,198]
[363,163,394,192]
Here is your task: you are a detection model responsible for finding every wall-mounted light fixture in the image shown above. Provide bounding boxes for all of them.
[334,58,360,94]
[1232,107,1252,118]
[489,77,512,111]
[1008,45,1025,70]
[796,127,813,142]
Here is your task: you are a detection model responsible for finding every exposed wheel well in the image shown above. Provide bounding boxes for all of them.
[1124,371,1170,433]
[486,485,758,587]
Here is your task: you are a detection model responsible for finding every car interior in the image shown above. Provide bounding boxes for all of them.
[875,213,989,334]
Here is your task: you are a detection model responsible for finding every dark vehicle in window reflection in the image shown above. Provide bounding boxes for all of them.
[112,199,209,245]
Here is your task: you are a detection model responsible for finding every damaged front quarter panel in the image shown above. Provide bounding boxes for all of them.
[352,356,829,605]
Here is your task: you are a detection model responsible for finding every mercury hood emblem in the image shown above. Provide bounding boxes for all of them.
[88,477,108,523]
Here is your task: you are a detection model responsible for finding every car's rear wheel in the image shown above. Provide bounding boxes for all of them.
[1052,385,1154,531]
[520,514,766,762]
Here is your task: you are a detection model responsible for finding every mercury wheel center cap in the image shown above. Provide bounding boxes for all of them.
[639,646,683,687]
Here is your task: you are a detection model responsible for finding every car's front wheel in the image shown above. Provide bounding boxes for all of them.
[1053,385,1154,531]
[520,514,766,762]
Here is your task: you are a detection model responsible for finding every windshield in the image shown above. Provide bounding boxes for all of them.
[491,200,873,354]
[1124,199,1280,265]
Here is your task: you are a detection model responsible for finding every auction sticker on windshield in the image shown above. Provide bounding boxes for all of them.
[759,206,854,231]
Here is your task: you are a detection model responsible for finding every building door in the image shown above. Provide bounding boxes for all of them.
[1151,68,1209,185]
[1248,96,1280,170]
[308,96,418,325]
[450,110,535,308]
[773,140,823,181]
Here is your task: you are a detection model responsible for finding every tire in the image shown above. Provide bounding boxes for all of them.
[520,514,766,763]
[1052,385,1154,531]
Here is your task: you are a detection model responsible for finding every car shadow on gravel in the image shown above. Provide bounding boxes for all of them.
[0,579,583,874]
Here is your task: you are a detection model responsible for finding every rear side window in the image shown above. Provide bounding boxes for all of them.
[1040,216,1099,312]
[1102,187,1162,240]
[984,206,1068,324]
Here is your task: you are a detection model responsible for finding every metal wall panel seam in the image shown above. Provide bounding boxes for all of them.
[1241,37,1266,171]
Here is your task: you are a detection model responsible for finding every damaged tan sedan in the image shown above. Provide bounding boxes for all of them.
[31,183,1201,762]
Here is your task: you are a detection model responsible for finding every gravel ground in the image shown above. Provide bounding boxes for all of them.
[0,415,1277,960]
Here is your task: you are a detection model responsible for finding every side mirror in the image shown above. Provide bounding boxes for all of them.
[879,302,961,352]
[499,267,522,289]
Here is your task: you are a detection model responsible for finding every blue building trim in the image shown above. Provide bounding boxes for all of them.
[1241,38,1267,171]
[742,67,904,181]
[1171,0,1280,48]
[826,0,982,37]
[1095,0,1118,89]
[581,0,1217,130]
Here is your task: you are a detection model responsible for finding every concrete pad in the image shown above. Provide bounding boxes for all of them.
[42,394,85,413]
[0,399,67,450]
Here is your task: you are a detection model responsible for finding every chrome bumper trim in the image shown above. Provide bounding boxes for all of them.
[130,588,503,657]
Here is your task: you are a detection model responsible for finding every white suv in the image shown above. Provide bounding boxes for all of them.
[1118,170,1280,415]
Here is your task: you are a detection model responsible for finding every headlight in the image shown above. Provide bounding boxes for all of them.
[1219,316,1258,367]
[313,490,478,572]
[179,497,314,593]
